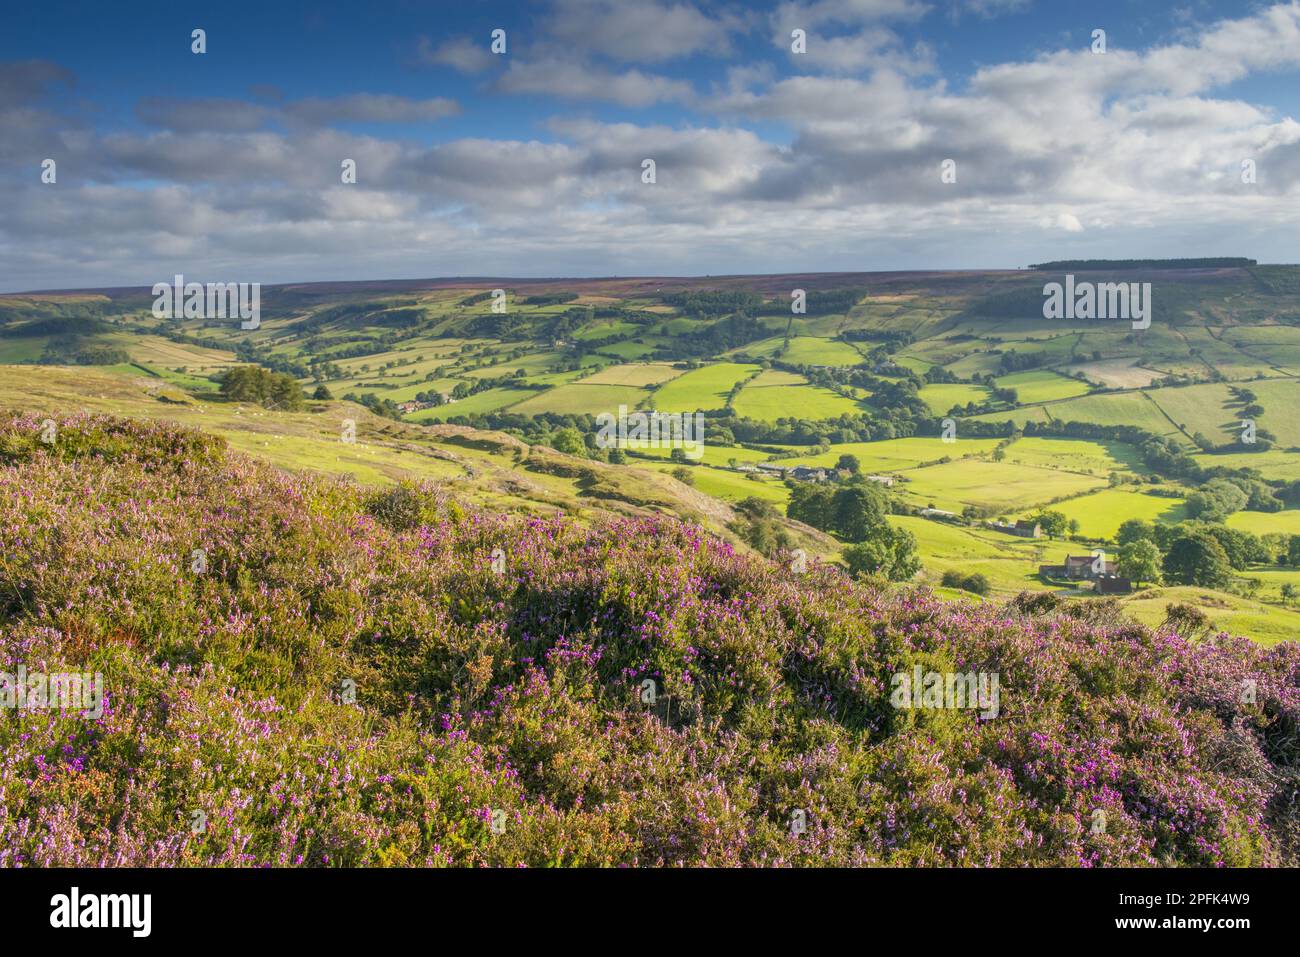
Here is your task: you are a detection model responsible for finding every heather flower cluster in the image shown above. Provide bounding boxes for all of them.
[1,411,1298,867]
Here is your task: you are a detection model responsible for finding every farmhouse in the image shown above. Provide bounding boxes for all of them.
[1063,554,1116,580]
[397,394,451,415]
[789,466,829,482]
[866,474,895,487]
[919,507,958,521]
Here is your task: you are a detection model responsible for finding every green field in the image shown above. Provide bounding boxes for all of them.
[1192,448,1300,481]
[917,383,992,415]
[579,362,684,387]
[510,383,651,416]
[651,362,759,412]
[1034,391,1184,437]
[1226,510,1300,536]
[994,369,1092,404]
[780,436,1002,471]
[999,436,1144,475]
[1022,488,1187,540]
[731,370,865,421]
[897,459,1107,512]
[780,336,867,366]
[7,266,1300,648]
[412,387,534,418]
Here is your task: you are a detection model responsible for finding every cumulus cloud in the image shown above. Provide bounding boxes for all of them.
[4,1,1300,290]
[418,36,497,74]
[548,0,744,61]
[495,58,695,106]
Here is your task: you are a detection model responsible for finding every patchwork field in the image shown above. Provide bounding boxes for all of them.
[5,265,1299,649]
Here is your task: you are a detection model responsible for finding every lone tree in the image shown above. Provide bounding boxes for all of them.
[1119,538,1162,587]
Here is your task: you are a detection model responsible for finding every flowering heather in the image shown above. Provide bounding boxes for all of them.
[1,411,1298,867]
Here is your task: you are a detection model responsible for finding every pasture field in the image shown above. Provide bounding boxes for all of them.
[462,351,564,378]
[1240,568,1300,603]
[892,515,1075,593]
[0,337,50,362]
[917,383,992,415]
[629,443,774,467]
[779,437,1002,471]
[998,436,1144,474]
[1191,449,1300,481]
[509,383,651,416]
[896,459,1107,512]
[966,405,1053,427]
[1036,391,1184,437]
[578,362,684,387]
[1118,587,1300,647]
[780,336,867,366]
[651,362,758,411]
[994,369,1091,404]
[1022,488,1187,540]
[595,340,661,359]
[1247,378,1300,445]
[731,370,865,421]
[1145,382,1241,441]
[1226,510,1300,537]
[645,462,790,504]
[411,387,534,418]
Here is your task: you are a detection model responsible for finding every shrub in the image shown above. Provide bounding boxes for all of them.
[1,411,1297,868]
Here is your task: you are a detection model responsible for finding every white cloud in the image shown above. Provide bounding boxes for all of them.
[5,2,1300,290]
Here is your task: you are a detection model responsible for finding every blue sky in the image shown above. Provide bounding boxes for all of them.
[2,0,1299,290]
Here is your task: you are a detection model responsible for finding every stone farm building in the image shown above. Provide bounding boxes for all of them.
[989,519,1042,539]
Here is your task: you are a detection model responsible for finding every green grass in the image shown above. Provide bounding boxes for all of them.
[917,383,993,415]
[998,437,1144,475]
[892,515,1075,594]
[1226,510,1300,537]
[780,337,867,366]
[1191,448,1300,481]
[1118,586,1300,647]
[644,462,790,504]
[995,369,1091,404]
[651,362,759,412]
[509,383,651,416]
[780,437,1003,471]
[1023,488,1187,540]
[627,443,775,468]
[731,370,865,421]
[411,387,534,418]
[578,362,684,387]
[897,459,1107,512]
[1037,391,1185,438]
